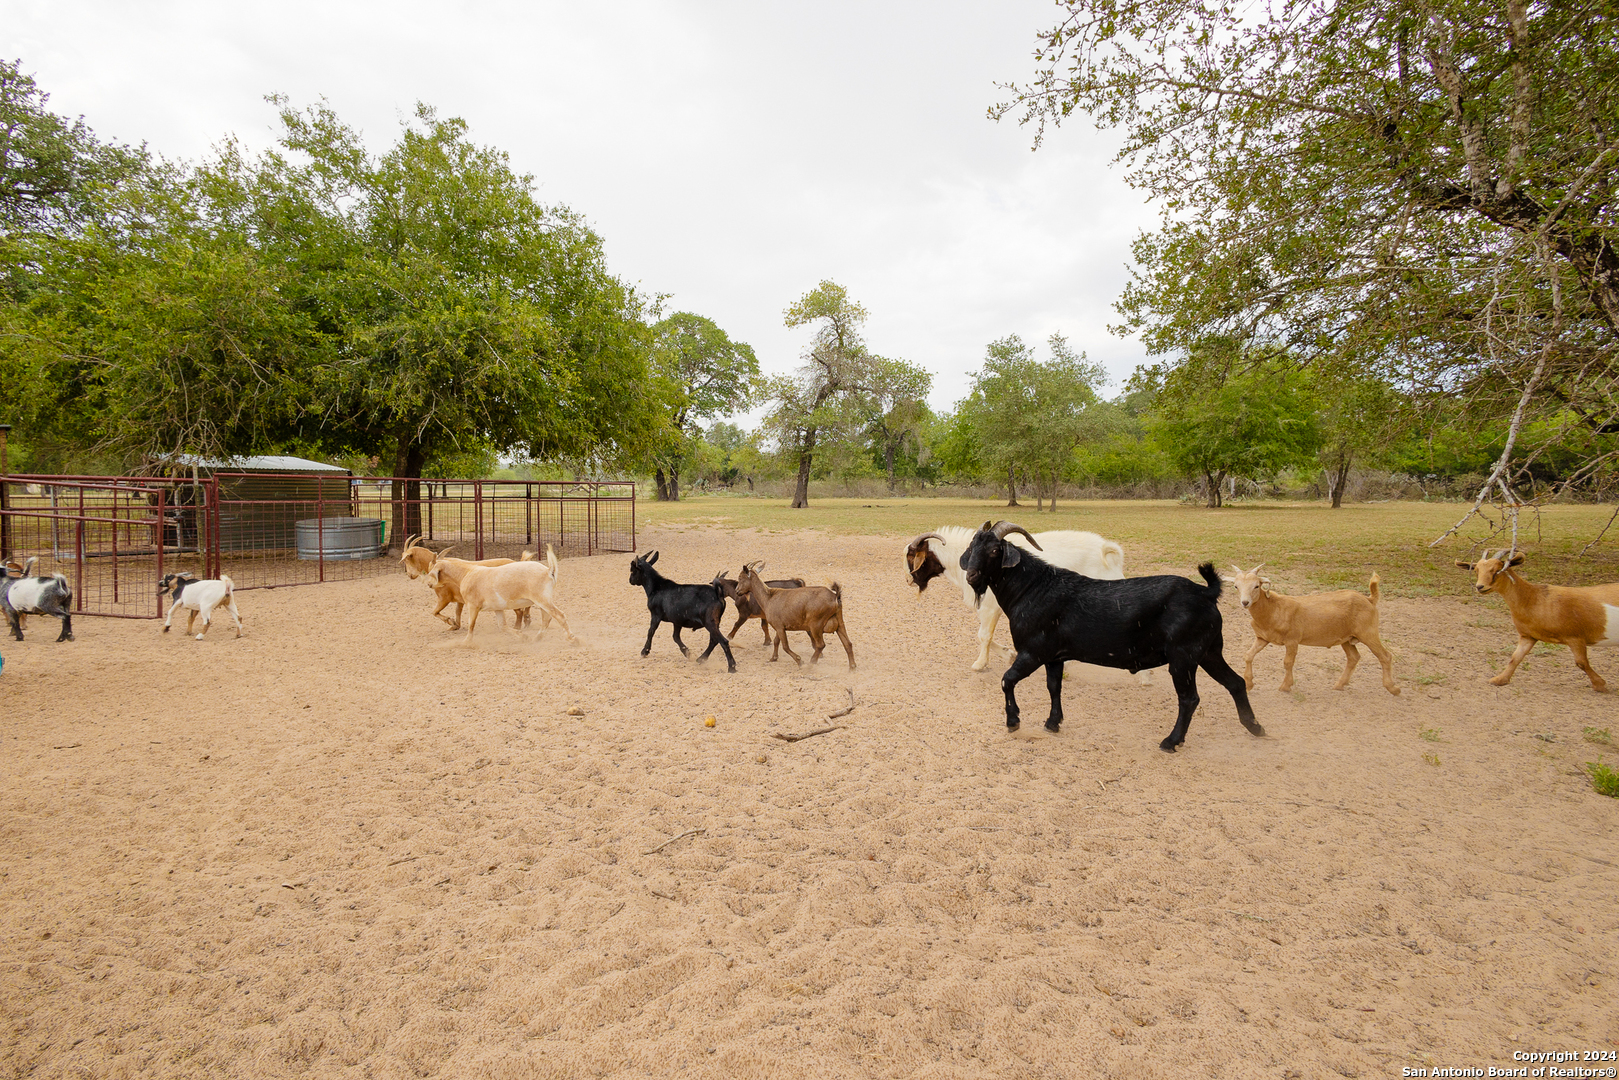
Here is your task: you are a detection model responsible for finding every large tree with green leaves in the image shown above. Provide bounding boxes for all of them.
[859,356,933,492]
[645,311,759,501]
[997,0,1619,527]
[766,280,880,507]
[957,333,1109,510]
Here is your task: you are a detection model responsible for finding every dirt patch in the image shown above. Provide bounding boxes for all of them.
[2,523,1616,1078]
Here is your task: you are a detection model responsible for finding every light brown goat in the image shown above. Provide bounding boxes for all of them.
[735,561,855,669]
[401,534,541,629]
[1222,565,1399,695]
[1457,550,1619,691]
[431,554,575,648]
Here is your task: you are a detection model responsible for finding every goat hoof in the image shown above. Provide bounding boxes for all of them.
[1044,720,1062,733]
[1159,742,1178,753]
[162,626,171,633]
[1006,722,1020,732]
[1243,721,1266,737]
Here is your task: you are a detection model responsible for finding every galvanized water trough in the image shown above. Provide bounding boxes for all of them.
[295,517,385,561]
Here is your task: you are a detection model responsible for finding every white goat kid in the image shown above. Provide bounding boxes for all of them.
[159,572,242,640]
[904,525,1151,683]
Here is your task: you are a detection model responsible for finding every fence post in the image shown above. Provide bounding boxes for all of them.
[155,486,165,614]
[75,486,85,613]
[474,481,485,560]
[317,479,326,583]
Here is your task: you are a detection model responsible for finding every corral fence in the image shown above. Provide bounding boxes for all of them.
[0,474,635,618]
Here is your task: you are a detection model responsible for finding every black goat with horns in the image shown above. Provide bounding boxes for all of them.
[958,520,1263,752]
[628,551,737,672]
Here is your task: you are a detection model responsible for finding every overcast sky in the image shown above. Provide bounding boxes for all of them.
[4,0,1159,418]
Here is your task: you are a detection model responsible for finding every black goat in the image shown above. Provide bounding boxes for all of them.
[959,520,1262,752]
[711,571,806,644]
[1,557,74,642]
[629,551,737,672]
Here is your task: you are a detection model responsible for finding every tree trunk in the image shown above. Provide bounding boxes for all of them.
[885,441,897,493]
[791,429,816,508]
[1006,465,1019,507]
[390,435,426,551]
[1050,469,1058,513]
[1202,469,1225,509]
[1327,454,1352,509]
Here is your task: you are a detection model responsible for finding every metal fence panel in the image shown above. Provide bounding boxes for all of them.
[2,474,636,614]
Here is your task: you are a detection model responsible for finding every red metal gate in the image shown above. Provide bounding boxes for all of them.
[2,474,635,616]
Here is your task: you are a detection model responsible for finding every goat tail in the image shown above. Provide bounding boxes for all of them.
[220,574,235,596]
[830,581,843,605]
[1196,562,1222,600]
[545,543,559,580]
[1368,572,1381,606]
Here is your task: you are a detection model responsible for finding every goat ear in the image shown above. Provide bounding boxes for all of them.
[1000,543,1022,569]
[1507,552,1525,566]
[1454,560,1474,570]
[1218,575,1234,583]
[1259,576,1271,586]
[646,550,659,565]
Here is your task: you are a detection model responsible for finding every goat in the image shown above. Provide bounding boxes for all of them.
[1223,565,1399,695]
[430,556,574,648]
[409,540,550,630]
[905,525,1150,684]
[958,520,1262,752]
[1,557,73,642]
[711,570,806,644]
[629,551,736,672]
[1457,550,1619,691]
[735,561,855,669]
[159,572,242,639]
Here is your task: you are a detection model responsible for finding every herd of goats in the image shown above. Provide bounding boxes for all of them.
[2,519,1617,751]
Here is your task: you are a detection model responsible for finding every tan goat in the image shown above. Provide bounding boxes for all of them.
[1222,565,1399,695]
[1457,550,1619,691]
[432,553,575,648]
[735,561,855,669]
[401,534,541,629]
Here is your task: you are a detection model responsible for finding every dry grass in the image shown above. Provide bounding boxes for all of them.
[642,496,1619,594]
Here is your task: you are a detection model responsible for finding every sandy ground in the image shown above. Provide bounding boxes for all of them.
[2,523,1616,1080]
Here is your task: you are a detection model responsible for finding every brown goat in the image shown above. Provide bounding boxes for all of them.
[429,554,574,648]
[403,535,544,629]
[1457,550,1619,691]
[735,561,854,669]
[711,570,806,643]
[1223,565,1399,695]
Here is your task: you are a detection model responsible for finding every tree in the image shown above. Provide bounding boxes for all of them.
[859,356,933,492]
[997,0,1619,529]
[1308,372,1407,508]
[1142,362,1320,508]
[646,312,759,501]
[222,99,659,543]
[768,280,879,507]
[958,333,1108,510]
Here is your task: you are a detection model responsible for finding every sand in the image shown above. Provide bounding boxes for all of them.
[2,523,1616,1079]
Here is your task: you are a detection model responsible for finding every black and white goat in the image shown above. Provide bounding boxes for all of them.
[958,520,1263,752]
[1,557,74,642]
[159,572,243,640]
[629,551,736,672]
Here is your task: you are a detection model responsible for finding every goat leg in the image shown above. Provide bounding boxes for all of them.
[1043,661,1065,732]
[1000,651,1043,731]
[1568,639,1608,692]
[1199,650,1264,737]
[774,626,804,666]
[641,617,661,657]
[1334,642,1360,689]
[56,612,72,642]
[695,616,737,673]
[1490,635,1535,686]
[834,619,855,670]
[1161,659,1201,752]
[670,625,692,657]
[6,612,21,642]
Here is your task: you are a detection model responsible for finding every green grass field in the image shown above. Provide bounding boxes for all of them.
[638,494,1619,595]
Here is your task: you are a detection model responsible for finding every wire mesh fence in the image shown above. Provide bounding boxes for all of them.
[1,474,635,616]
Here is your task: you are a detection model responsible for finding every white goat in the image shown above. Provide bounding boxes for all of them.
[904,525,1150,682]
[159,572,242,639]
[428,553,575,648]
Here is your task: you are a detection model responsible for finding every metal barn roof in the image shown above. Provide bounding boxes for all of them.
[177,454,350,474]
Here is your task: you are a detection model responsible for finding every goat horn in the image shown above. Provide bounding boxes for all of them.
[1250,563,1265,574]
[907,531,946,549]
[991,520,1041,549]
[1230,563,1244,575]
